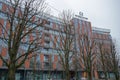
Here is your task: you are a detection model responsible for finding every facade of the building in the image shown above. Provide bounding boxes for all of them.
[0,0,112,80]
[92,27,112,79]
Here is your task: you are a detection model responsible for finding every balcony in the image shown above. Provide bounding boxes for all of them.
[43,62,53,70]
[44,24,50,30]
[43,24,50,30]
[44,43,50,48]
[44,37,50,42]
[44,30,50,36]
[44,30,49,33]
[44,59,49,62]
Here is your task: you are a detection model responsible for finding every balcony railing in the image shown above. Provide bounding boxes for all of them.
[44,37,50,41]
[44,43,50,48]
[44,30,49,33]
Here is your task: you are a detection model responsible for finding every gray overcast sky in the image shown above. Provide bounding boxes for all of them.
[46,0,120,47]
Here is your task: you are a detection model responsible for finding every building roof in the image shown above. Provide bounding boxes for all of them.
[92,27,110,34]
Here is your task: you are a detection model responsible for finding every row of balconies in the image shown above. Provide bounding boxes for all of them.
[44,26,50,49]
[29,61,62,70]
[0,61,60,70]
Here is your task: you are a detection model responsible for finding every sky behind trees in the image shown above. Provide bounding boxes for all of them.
[46,0,120,49]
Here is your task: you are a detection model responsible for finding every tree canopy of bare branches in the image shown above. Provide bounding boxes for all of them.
[97,42,109,80]
[98,40,119,80]
[53,10,74,80]
[78,34,96,80]
[98,40,120,80]
[110,41,120,80]
[0,0,47,80]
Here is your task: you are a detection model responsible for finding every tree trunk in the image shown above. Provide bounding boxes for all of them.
[75,70,78,80]
[7,63,16,80]
[104,71,108,80]
[114,72,119,80]
[88,72,92,80]
[66,70,70,80]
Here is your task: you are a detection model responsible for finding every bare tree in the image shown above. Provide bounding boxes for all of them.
[78,34,96,80]
[97,40,120,80]
[108,41,119,80]
[97,42,109,80]
[71,54,81,80]
[0,0,47,80]
[53,10,74,80]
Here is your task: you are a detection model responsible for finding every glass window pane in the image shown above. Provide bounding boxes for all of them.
[0,3,2,10]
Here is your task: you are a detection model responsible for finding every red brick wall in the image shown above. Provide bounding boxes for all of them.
[1,47,7,57]
[25,59,30,68]
[53,55,58,69]
[40,54,44,69]
[2,3,7,12]
[0,18,4,37]
[0,59,2,67]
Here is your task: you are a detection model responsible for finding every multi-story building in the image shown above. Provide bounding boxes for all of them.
[92,27,112,79]
[0,0,112,80]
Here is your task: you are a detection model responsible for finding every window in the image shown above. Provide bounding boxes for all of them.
[1,20,6,37]
[28,15,31,19]
[0,40,6,47]
[41,48,48,53]
[46,21,50,25]
[43,73,49,79]
[0,2,2,10]
[44,62,52,69]
[30,57,34,68]
[21,44,28,51]
[52,55,54,62]
[2,58,8,67]
[44,55,49,62]
[44,62,49,67]
[15,73,20,80]
[25,35,29,42]
[36,55,40,68]
[58,55,61,61]
[87,22,91,35]
[32,32,36,38]
[56,37,60,48]
[0,13,7,19]
[57,73,63,79]
[2,61,6,67]
[50,22,53,28]
[53,49,57,54]
[35,17,39,22]
[36,54,40,62]
[50,41,53,48]
[79,20,82,27]
[15,9,18,16]
[49,49,53,53]
[3,20,6,27]
[0,46,2,53]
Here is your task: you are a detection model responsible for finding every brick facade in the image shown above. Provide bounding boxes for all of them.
[0,0,112,80]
